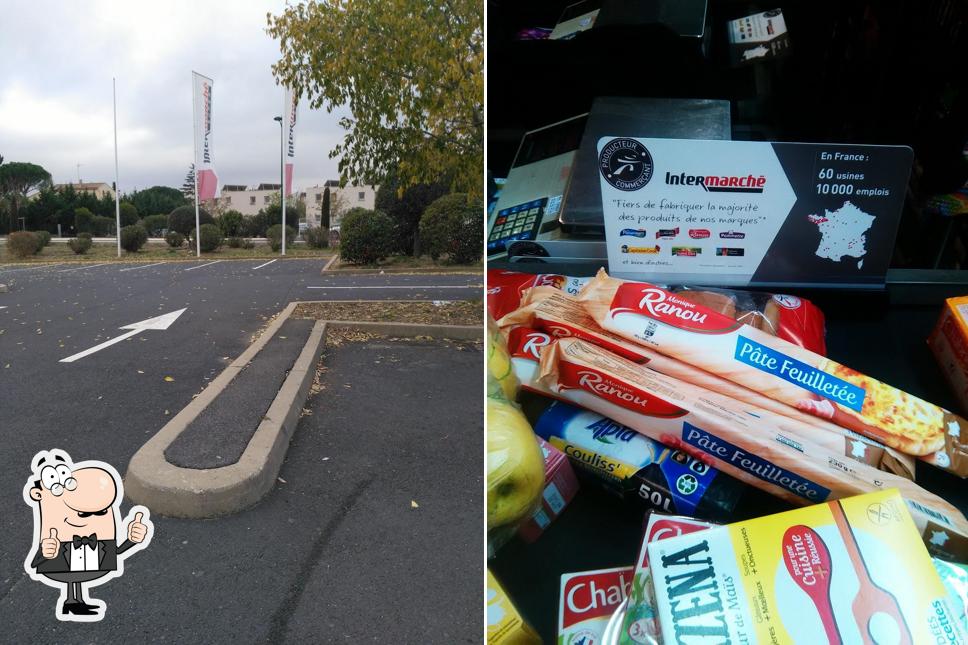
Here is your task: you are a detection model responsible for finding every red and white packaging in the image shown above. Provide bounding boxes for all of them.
[487,269,589,320]
[506,326,555,393]
[504,291,914,479]
[517,437,580,543]
[559,566,634,645]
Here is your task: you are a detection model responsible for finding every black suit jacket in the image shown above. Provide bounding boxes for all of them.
[31,539,135,574]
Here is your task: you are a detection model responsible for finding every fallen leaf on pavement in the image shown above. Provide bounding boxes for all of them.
[164,376,174,382]
[411,500,419,509]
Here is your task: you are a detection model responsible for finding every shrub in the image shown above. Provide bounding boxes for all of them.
[120,224,148,252]
[303,226,329,249]
[165,231,185,248]
[241,238,255,249]
[78,231,93,241]
[191,223,223,252]
[227,236,243,248]
[141,214,168,236]
[266,224,297,252]
[218,210,245,237]
[68,237,92,254]
[93,215,115,236]
[74,207,95,233]
[119,202,140,226]
[32,230,52,248]
[339,208,395,265]
[167,205,213,236]
[419,193,483,264]
[243,211,272,237]
[8,231,40,258]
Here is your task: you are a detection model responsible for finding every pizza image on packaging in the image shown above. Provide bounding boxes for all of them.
[805,360,947,456]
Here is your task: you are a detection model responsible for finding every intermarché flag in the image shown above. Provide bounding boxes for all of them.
[283,85,298,197]
[192,71,219,201]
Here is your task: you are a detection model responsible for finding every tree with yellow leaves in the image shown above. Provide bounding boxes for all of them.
[267,1,483,198]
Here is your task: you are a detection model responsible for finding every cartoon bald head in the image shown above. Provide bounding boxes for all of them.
[26,450,119,542]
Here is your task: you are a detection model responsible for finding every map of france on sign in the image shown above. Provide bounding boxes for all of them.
[808,200,876,269]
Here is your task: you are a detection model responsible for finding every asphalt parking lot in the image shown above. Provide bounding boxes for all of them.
[0,258,483,642]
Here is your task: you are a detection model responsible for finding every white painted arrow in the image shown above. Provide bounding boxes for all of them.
[60,308,186,363]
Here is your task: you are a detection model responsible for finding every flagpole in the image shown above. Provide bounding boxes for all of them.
[113,78,121,258]
[192,73,201,257]
[281,89,286,257]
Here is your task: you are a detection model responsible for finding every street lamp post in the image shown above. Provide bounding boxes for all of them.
[273,115,286,256]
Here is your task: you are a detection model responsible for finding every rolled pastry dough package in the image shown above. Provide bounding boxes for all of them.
[579,269,968,475]
[486,269,589,320]
[536,337,968,560]
[506,290,915,479]
[671,284,827,355]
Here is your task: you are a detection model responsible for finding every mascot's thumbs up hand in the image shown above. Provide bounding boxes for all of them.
[127,512,148,544]
[41,528,59,559]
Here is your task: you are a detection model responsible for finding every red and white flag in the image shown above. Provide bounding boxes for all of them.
[192,72,218,201]
[283,85,298,196]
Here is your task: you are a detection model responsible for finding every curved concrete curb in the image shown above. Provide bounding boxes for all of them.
[125,310,481,518]
[326,320,483,340]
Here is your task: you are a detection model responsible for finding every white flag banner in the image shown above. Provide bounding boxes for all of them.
[284,85,298,196]
[192,72,218,201]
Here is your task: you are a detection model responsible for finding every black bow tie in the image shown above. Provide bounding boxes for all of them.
[72,534,98,549]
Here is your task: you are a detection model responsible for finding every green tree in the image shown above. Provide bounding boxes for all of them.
[0,162,52,233]
[375,170,449,256]
[339,208,396,264]
[168,205,213,236]
[74,207,95,234]
[262,200,301,232]
[119,202,140,226]
[182,164,196,201]
[217,210,245,237]
[419,193,481,263]
[141,214,168,236]
[321,187,331,229]
[125,186,187,215]
[267,0,483,197]
[24,186,67,232]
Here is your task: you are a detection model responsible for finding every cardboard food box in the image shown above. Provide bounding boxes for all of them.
[517,437,580,543]
[929,295,968,415]
[487,569,541,644]
[620,514,715,645]
[559,566,634,645]
[648,490,966,644]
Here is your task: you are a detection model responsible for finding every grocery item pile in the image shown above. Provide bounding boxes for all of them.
[486,268,968,645]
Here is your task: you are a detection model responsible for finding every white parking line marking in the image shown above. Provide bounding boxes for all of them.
[252,259,277,270]
[118,262,165,272]
[58,263,110,273]
[306,285,480,289]
[183,260,223,271]
[0,264,62,273]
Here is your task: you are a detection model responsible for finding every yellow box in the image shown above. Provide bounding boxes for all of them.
[487,569,541,644]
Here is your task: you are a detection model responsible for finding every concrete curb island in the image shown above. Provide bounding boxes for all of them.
[124,303,482,518]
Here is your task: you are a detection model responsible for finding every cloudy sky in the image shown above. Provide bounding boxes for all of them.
[0,0,347,194]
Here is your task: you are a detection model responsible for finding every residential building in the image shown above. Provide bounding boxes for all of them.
[52,182,115,200]
[208,183,292,216]
[305,180,379,228]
